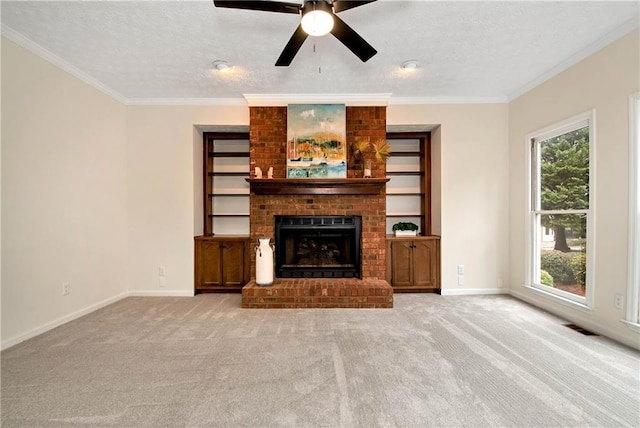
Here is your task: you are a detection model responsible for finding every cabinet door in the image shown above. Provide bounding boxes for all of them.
[390,240,413,287]
[196,240,223,287]
[413,240,438,289]
[221,240,246,286]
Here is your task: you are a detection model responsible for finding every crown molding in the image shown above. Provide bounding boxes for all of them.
[125,98,247,106]
[1,25,128,104]
[130,95,509,106]
[389,96,508,105]
[508,16,639,102]
[243,93,392,106]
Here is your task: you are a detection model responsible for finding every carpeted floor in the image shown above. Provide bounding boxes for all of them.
[1,293,639,427]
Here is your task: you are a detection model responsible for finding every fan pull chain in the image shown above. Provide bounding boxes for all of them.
[314,41,321,74]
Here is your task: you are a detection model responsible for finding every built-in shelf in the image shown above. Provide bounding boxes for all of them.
[390,151,422,157]
[386,171,425,176]
[204,132,250,236]
[246,178,390,195]
[208,172,249,177]
[385,132,431,235]
[208,152,250,158]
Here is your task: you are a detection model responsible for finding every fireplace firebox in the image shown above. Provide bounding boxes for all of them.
[275,215,361,278]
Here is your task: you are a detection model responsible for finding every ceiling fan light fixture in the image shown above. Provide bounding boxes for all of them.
[212,60,232,72]
[301,1,334,37]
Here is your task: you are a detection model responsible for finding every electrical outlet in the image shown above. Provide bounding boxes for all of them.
[614,294,624,310]
[457,264,465,275]
[159,276,167,288]
[457,275,465,286]
[62,281,70,296]
[158,266,166,277]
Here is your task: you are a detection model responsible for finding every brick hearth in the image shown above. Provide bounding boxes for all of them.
[245,106,393,308]
[242,279,393,309]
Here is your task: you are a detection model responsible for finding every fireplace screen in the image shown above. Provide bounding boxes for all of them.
[275,216,361,278]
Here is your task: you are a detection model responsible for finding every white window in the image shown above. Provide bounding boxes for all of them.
[626,93,640,330]
[526,111,595,308]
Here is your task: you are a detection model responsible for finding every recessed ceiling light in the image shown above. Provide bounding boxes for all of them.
[212,60,232,72]
[401,60,418,71]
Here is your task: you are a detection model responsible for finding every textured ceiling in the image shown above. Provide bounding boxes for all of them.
[1,0,638,103]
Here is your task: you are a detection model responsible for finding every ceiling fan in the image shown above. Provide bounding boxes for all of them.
[213,0,377,66]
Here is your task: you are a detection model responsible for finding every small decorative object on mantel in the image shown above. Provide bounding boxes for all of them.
[393,222,419,237]
[351,139,391,178]
[267,167,273,179]
[254,167,262,179]
[255,237,274,286]
[363,159,372,178]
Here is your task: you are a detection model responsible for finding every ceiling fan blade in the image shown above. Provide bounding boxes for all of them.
[213,0,300,14]
[276,24,309,66]
[332,0,377,14]
[330,15,377,62]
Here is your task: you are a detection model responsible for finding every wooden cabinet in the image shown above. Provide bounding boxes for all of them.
[386,236,440,292]
[194,236,251,293]
[197,133,251,294]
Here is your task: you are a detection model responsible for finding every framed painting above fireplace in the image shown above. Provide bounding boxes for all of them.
[286,104,347,178]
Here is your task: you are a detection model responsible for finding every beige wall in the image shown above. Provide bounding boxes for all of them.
[387,104,510,294]
[124,103,509,296]
[1,38,128,347]
[508,29,640,348]
[125,105,248,294]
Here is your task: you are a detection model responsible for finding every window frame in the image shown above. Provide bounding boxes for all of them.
[626,93,640,331]
[525,110,596,310]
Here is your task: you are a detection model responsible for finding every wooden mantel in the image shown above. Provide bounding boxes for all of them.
[246,178,390,195]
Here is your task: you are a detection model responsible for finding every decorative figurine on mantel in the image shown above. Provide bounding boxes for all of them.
[254,166,262,179]
[351,139,392,178]
[267,167,273,179]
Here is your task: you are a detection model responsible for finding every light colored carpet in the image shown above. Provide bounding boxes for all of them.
[1,294,639,427]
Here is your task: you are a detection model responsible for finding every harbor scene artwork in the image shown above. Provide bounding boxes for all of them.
[287,104,347,178]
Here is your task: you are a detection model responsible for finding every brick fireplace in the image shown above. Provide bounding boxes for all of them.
[241,106,393,308]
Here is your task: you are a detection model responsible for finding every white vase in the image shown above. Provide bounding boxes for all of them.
[255,237,274,286]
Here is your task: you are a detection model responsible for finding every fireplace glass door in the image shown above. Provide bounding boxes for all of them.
[275,216,361,278]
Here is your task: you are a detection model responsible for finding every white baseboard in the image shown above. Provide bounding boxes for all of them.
[1,289,194,351]
[1,292,129,351]
[510,288,640,351]
[440,288,508,296]
[128,290,195,297]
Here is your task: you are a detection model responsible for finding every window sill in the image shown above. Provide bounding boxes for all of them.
[621,320,640,333]
[523,284,593,313]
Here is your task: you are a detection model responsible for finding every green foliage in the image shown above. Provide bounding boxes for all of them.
[540,127,589,212]
[538,127,589,251]
[569,251,587,286]
[540,250,575,284]
[540,270,554,287]
[540,130,589,210]
[392,222,418,231]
